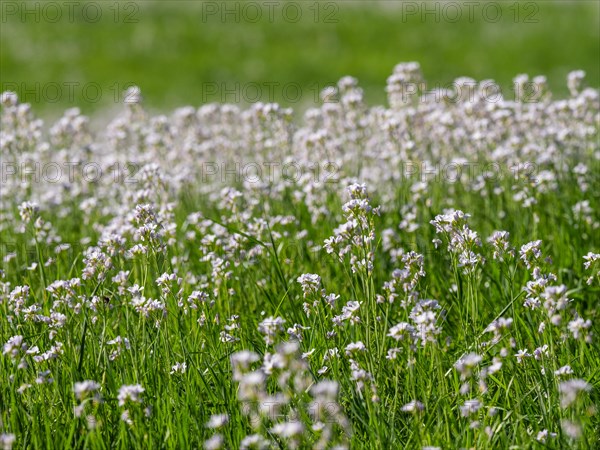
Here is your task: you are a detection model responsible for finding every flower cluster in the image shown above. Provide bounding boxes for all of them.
[0,62,597,447]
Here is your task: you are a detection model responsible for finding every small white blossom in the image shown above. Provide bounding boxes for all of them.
[117,384,145,406]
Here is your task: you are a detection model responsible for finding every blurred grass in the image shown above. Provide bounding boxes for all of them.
[0,0,599,116]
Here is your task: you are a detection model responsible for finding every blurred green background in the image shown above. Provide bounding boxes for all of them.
[1,0,598,116]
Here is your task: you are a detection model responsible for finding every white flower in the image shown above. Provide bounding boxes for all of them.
[17,384,31,395]
[270,421,304,438]
[317,366,329,375]
[35,370,53,384]
[301,349,316,359]
[0,91,18,106]
[554,365,574,377]
[559,379,591,408]
[3,335,27,358]
[567,317,592,340]
[401,400,424,413]
[311,380,339,398]
[18,201,39,223]
[206,414,229,429]
[0,434,16,450]
[454,353,482,379]
[106,336,131,361]
[73,380,101,400]
[117,384,145,406]
[536,429,557,443]
[583,252,600,284]
[388,322,414,341]
[561,420,582,439]
[231,351,260,367]
[515,349,530,364]
[240,434,270,449]
[460,399,482,417]
[344,341,366,355]
[533,345,549,360]
[258,316,285,345]
[170,362,187,374]
[120,409,133,425]
[231,351,260,380]
[297,273,322,298]
[238,371,266,401]
[484,317,513,334]
[519,240,542,269]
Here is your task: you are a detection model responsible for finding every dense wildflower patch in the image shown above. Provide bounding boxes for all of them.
[0,64,599,448]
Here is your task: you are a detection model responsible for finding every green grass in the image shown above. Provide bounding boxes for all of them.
[1,119,599,447]
[1,1,600,448]
[1,0,599,115]
[0,163,600,449]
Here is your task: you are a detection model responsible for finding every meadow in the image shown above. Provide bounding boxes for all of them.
[1,1,599,449]
[1,63,599,448]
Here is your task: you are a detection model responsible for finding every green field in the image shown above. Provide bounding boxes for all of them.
[1,1,600,449]
[1,1,599,115]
